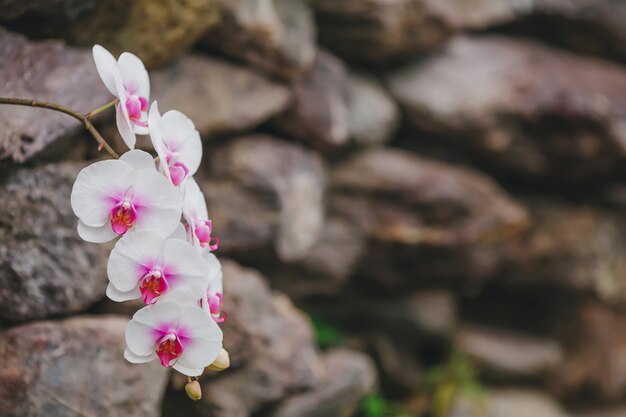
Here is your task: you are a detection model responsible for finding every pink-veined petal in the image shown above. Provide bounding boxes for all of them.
[124,348,156,364]
[125,319,157,357]
[158,287,198,307]
[161,239,210,297]
[118,52,150,100]
[116,102,137,150]
[160,111,202,176]
[176,305,223,370]
[131,301,183,329]
[77,220,119,243]
[120,149,156,172]
[132,170,182,236]
[92,45,118,97]
[71,159,133,227]
[182,178,208,221]
[171,362,204,377]
[108,230,166,292]
[205,253,223,295]
[169,223,188,241]
[148,102,170,179]
[106,283,141,302]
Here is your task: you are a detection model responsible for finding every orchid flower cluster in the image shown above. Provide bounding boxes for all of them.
[70,46,227,382]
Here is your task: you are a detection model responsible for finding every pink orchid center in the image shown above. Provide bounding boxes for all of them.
[110,200,138,235]
[155,333,184,367]
[139,270,168,304]
[208,292,227,323]
[125,93,148,127]
[194,219,219,251]
[168,162,189,186]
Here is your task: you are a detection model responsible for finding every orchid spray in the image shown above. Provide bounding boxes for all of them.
[0,46,228,401]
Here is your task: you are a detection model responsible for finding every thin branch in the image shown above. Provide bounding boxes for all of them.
[85,99,118,120]
[0,97,119,159]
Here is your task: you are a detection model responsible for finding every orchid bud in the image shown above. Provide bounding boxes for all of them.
[207,348,230,372]
[185,380,202,401]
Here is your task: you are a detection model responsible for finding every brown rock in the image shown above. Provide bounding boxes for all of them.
[273,51,399,152]
[8,0,220,68]
[312,0,533,63]
[576,409,626,417]
[0,315,169,417]
[270,349,377,417]
[387,36,626,185]
[200,135,327,262]
[505,198,626,304]
[347,72,400,147]
[201,0,316,80]
[0,29,110,164]
[451,389,570,417]
[330,148,529,286]
[555,301,626,401]
[266,215,366,299]
[455,325,564,379]
[198,260,321,417]
[152,54,291,138]
[0,163,109,322]
[0,0,98,21]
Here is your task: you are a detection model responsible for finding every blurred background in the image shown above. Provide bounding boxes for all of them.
[2,1,626,416]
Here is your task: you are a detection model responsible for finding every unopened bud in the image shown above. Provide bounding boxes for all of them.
[206,348,230,372]
[185,380,202,401]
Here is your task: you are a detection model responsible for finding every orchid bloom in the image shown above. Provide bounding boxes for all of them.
[106,230,210,304]
[199,253,226,323]
[148,102,202,187]
[182,178,219,251]
[70,150,182,243]
[93,45,150,149]
[125,289,223,376]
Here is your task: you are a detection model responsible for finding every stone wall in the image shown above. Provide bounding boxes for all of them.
[2,1,626,416]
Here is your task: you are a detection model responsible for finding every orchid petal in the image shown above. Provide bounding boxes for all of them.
[106,283,141,302]
[160,110,202,176]
[92,45,118,97]
[118,52,150,100]
[161,239,210,297]
[107,231,165,292]
[132,170,182,236]
[124,348,156,364]
[116,101,137,150]
[177,305,223,370]
[120,149,156,172]
[76,220,118,244]
[71,159,134,227]
[125,320,157,357]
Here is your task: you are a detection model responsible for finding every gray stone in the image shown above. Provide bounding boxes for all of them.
[0,29,110,164]
[198,260,321,417]
[271,349,377,417]
[0,162,109,322]
[455,325,564,379]
[451,389,570,417]
[202,0,316,79]
[200,135,327,262]
[0,315,169,417]
[152,54,291,138]
[330,148,529,286]
[387,36,626,185]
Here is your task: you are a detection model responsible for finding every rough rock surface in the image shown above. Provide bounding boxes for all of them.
[0,163,109,322]
[152,54,291,138]
[197,260,321,417]
[505,198,626,304]
[8,0,220,68]
[200,135,327,262]
[270,349,377,417]
[387,36,626,185]
[273,51,399,151]
[0,29,110,164]
[202,0,316,79]
[330,148,529,286]
[554,301,626,401]
[0,0,98,21]
[312,0,533,63]
[455,325,564,379]
[0,315,168,417]
[451,389,570,417]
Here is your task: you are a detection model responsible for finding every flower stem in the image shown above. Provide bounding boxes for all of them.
[0,97,119,159]
[85,99,118,120]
